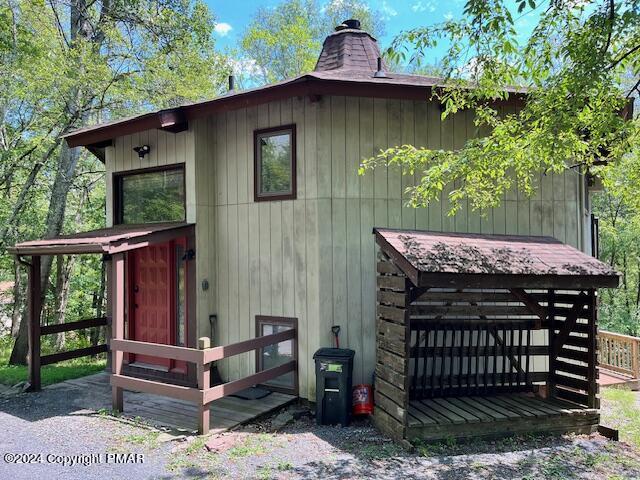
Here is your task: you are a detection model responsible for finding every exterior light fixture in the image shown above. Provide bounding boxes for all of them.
[133,144,151,159]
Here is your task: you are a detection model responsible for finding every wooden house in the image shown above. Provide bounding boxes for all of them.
[10,19,619,440]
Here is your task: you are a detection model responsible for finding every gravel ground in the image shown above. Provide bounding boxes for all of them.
[0,385,175,480]
[2,382,640,480]
[168,406,640,479]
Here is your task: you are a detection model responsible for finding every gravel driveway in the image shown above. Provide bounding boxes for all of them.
[2,381,640,480]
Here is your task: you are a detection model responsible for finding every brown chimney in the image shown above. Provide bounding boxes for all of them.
[314,19,386,73]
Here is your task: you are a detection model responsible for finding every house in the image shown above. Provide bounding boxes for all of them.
[10,19,619,440]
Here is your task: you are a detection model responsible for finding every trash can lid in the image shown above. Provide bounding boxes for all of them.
[313,348,355,359]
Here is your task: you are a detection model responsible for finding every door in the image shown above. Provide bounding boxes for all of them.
[130,242,173,369]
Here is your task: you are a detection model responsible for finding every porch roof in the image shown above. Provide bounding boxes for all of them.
[374,228,619,290]
[8,222,194,256]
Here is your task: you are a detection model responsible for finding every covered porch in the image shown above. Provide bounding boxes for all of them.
[10,222,298,435]
[372,228,619,443]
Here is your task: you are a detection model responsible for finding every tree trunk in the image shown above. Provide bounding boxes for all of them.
[53,255,74,350]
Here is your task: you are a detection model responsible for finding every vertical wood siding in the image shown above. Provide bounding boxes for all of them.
[107,95,584,401]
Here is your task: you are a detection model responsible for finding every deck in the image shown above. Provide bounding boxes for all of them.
[47,372,295,434]
[406,393,599,442]
[599,368,640,390]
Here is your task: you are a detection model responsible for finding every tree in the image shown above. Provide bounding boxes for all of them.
[1,0,230,365]
[238,0,385,85]
[359,0,639,216]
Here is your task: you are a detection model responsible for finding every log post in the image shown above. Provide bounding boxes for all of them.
[111,253,125,412]
[104,255,112,371]
[197,336,211,434]
[27,256,42,391]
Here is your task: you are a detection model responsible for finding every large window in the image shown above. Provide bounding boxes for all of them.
[254,125,296,201]
[256,316,297,394]
[114,165,185,224]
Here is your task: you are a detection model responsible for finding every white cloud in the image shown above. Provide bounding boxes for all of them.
[444,11,454,21]
[229,58,261,77]
[214,22,233,37]
[412,1,436,13]
[381,0,397,19]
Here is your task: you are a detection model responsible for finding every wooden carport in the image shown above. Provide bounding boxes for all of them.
[372,228,619,443]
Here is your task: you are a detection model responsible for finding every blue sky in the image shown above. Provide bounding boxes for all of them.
[205,0,540,57]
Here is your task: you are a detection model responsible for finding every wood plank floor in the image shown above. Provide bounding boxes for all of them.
[407,393,600,441]
[47,372,295,434]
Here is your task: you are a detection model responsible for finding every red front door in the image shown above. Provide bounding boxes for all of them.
[130,242,173,369]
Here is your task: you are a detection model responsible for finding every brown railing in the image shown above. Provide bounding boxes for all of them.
[599,330,640,378]
[110,327,297,434]
[29,316,108,390]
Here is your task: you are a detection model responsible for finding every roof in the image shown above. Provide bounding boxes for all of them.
[9,222,194,256]
[374,228,619,289]
[63,21,527,152]
[314,28,383,72]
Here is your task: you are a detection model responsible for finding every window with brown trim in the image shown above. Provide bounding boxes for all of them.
[256,315,297,394]
[113,164,186,224]
[254,125,296,201]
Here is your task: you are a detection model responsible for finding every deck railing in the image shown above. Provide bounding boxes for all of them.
[29,316,108,390]
[598,330,640,379]
[110,327,297,434]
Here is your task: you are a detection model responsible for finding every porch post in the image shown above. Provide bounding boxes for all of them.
[104,255,112,371]
[111,253,125,412]
[197,337,211,434]
[27,255,42,391]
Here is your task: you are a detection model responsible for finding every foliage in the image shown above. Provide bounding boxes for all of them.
[0,1,230,349]
[359,0,639,216]
[596,142,640,334]
[238,0,385,85]
[0,335,105,386]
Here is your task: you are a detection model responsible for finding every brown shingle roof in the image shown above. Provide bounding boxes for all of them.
[9,222,194,255]
[314,28,384,72]
[374,228,619,289]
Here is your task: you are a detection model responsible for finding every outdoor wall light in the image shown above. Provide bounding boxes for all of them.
[133,144,151,159]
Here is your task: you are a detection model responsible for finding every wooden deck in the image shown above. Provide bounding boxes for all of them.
[406,393,599,442]
[599,368,640,390]
[48,372,295,434]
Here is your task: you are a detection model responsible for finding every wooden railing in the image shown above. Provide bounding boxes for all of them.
[599,330,640,379]
[110,327,297,434]
[29,316,108,390]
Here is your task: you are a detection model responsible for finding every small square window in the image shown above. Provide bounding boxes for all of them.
[254,125,296,201]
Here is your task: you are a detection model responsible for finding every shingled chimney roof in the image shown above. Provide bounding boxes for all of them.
[314,19,386,73]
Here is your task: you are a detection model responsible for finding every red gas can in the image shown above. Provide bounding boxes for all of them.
[352,384,374,415]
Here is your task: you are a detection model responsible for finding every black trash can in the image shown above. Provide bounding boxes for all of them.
[313,348,355,427]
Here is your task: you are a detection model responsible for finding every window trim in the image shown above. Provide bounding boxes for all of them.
[253,125,297,202]
[113,163,186,225]
[255,315,298,395]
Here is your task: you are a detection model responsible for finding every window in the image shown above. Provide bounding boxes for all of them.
[254,125,296,201]
[114,165,185,224]
[256,316,297,394]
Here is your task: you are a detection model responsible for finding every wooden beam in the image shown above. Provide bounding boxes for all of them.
[40,317,107,335]
[552,292,589,353]
[110,374,203,403]
[111,253,125,412]
[510,288,548,329]
[202,329,296,364]
[111,338,205,363]
[203,361,296,404]
[41,345,108,366]
[27,256,42,391]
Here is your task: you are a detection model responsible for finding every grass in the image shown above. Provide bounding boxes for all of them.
[0,335,106,387]
[601,387,640,448]
[228,434,272,458]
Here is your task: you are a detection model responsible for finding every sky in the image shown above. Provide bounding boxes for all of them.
[205,0,540,60]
